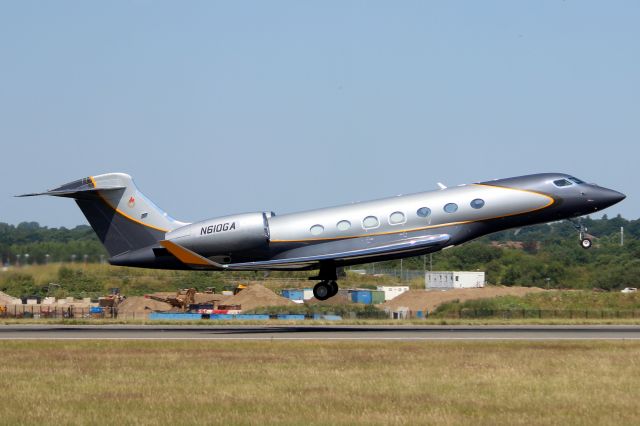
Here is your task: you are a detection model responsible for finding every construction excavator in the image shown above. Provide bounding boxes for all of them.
[146,288,197,311]
[223,284,247,295]
[98,288,123,316]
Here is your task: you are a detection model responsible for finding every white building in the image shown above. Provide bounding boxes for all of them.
[425,271,485,289]
[376,286,410,301]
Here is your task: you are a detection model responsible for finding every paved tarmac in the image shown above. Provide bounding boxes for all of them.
[0,325,640,340]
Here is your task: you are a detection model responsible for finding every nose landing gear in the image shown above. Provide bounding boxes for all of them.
[569,219,594,249]
[310,262,339,301]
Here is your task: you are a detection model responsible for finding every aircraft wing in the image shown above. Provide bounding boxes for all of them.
[223,234,450,271]
[159,234,450,271]
[159,240,226,270]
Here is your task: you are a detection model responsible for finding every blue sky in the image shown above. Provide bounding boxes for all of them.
[1,1,637,227]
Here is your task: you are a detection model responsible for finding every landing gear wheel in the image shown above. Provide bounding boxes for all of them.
[313,281,332,301]
[328,281,339,298]
[570,219,595,250]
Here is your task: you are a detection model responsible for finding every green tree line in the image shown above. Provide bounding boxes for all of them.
[371,215,640,291]
[2,216,639,292]
[0,222,107,265]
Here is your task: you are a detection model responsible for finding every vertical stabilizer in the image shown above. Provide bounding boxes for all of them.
[19,173,189,257]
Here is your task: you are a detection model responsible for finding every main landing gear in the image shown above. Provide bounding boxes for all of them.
[310,263,339,301]
[569,219,594,249]
[312,280,339,301]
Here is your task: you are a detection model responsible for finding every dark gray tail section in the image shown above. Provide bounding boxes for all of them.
[18,173,187,257]
[74,192,166,257]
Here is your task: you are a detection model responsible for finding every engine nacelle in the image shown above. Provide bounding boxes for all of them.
[165,212,270,257]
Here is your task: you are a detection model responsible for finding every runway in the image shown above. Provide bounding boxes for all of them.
[0,325,640,340]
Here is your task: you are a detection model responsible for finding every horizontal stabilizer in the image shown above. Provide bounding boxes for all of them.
[16,186,125,198]
[16,176,126,199]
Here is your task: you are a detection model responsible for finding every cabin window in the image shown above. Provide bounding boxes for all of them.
[389,211,406,225]
[362,216,379,229]
[470,199,485,209]
[568,177,585,184]
[444,203,458,213]
[416,207,431,218]
[553,179,573,187]
[310,224,324,236]
[336,220,351,231]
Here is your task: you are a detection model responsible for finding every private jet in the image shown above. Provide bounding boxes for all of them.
[19,172,625,300]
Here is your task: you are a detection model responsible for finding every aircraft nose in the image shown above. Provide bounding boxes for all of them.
[593,187,626,208]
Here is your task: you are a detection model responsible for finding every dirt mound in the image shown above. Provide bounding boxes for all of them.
[0,291,21,305]
[117,297,172,315]
[223,284,296,311]
[382,286,547,312]
[146,292,227,305]
[193,293,228,304]
[306,292,352,306]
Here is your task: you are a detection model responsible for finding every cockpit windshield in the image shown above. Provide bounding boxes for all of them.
[553,176,585,188]
[553,179,573,187]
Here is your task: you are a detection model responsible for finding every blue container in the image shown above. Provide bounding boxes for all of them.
[282,289,304,301]
[210,314,235,320]
[351,290,373,304]
[89,306,103,314]
[277,314,306,320]
[291,290,304,300]
[148,313,202,320]
[235,314,270,320]
[322,315,342,321]
[416,310,424,319]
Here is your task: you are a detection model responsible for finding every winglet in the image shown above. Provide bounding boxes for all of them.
[437,182,447,190]
[159,240,225,270]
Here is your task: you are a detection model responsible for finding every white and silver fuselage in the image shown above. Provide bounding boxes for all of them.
[160,172,625,269]
[268,183,552,244]
[24,172,626,272]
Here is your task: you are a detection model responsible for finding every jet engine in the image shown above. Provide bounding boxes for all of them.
[165,212,270,257]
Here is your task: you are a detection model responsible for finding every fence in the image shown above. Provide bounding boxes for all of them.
[0,305,387,320]
[3,304,640,321]
[0,305,134,319]
[354,268,425,281]
[428,308,640,319]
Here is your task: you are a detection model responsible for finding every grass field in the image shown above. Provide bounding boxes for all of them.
[434,291,640,314]
[0,340,639,425]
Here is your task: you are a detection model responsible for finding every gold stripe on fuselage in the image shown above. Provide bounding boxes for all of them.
[270,184,555,244]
